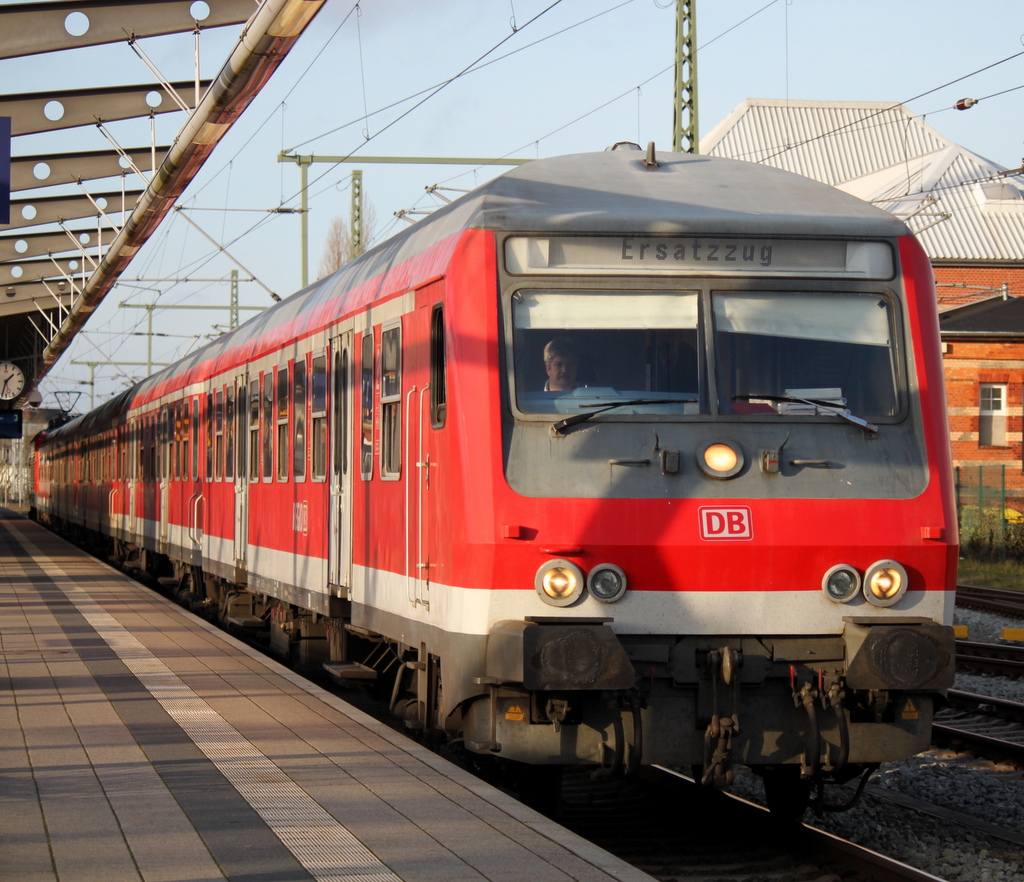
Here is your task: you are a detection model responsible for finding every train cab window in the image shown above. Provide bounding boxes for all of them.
[712,291,899,419]
[249,379,260,481]
[293,359,306,481]
[359,333,373,480]
[380,326,401,479]
[311,354,328,481]
[215,389,224,481]
[262,373,273,481]
[277,365,289,481]
[225,385,235,481]
[430,304,446,427]
[512,289,702,416]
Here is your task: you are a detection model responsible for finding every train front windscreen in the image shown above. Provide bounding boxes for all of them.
[511,288,900,424]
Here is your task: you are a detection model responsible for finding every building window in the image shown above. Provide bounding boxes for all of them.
[979,383,1007,447]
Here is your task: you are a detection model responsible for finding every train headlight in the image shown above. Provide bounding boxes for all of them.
[863,560,908,607]
[535,559,584,607]
[587,563,628,603]
[821,564,861,603]
[697,441,744,479]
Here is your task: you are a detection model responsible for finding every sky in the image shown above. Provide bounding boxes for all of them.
[4,0,1024,410]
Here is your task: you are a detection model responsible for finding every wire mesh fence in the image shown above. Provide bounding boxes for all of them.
[956,465,1024,562]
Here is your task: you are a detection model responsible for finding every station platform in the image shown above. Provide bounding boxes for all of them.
[0,512,652,882]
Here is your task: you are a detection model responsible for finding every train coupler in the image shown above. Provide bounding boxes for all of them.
[700,647,741,787]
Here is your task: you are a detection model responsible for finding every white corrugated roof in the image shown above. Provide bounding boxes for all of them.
[701,99,1024,262]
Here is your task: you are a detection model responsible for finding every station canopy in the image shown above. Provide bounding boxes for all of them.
[0,0,325,401]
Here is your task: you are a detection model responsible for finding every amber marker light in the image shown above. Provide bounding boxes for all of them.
[697,441,744,479]
[535,560,584,607]
[863,560,908,607]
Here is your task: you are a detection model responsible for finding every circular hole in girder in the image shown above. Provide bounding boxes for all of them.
[33,162,51,180]
[44,100,65,121]
[9,266,24,279]
[14,240,29,254]
[64,11,90,36]
[190,2,211,21]
[95,197,108,210]
[145,91,163,109]
[68,260,80,271]
[78,232,91,244]
[118,155,132,169]
[21,204,37,221]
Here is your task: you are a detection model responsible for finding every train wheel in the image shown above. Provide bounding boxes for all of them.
[512,761,563,815]
[760,766,812,820]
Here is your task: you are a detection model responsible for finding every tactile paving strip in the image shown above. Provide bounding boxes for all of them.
[13,523,400,882]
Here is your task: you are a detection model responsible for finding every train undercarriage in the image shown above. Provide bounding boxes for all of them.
[37,520,955,818]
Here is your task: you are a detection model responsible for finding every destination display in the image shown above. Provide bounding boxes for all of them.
[504,235,894,279]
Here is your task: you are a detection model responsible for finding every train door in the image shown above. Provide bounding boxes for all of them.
[406,298,446,609]
[233,375,248,573]
[159,405,170,549]
[328,335,352,590]
[187,395,204,561]
[128,417,137,537]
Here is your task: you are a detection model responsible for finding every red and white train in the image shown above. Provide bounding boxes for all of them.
[34,145,957,813]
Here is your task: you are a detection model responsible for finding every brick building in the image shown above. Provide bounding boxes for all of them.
[939,297,1024,493]
[702,99,1024,483]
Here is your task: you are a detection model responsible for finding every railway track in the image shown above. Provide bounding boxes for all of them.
[548,766,944,882]
[955,583,1024,618]
[956,639,1024,677]
[932,689,1024,761]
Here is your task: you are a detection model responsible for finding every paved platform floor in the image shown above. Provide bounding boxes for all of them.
[0,514,653,882]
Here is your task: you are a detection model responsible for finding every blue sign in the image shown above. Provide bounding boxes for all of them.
[0,411,22,440]
[0,117,10,225]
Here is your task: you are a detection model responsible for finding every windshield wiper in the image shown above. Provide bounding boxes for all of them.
[734,394,878,434]
[553,397,696,434]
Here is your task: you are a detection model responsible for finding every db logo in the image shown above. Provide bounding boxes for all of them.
[699,506,753,540]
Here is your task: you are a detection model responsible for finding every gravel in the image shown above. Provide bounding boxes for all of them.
[727,607,1024,882]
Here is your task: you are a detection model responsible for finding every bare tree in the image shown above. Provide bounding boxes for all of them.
[317,216,351,280]
[316,204,377,279]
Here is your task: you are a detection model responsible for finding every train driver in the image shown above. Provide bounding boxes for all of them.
[543,337,579,391]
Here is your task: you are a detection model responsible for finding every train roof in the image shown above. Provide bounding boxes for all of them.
[57,148,911,427]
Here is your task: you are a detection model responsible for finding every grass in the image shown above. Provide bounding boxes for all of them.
[956,558,1024,590]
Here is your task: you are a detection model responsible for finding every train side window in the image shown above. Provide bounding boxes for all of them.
[150,414,157,482]
[192,399,200,479]
[334,348,349,477]
[225,385,235,481]
[237,380,247,479]
[172,402,180,480]
[249,379,260,481]
[262,373,273,481]
[215,389,224,481]
[380,325,401,479]
[277,365,290,481]
[360,333,373,480]
[206,393,213,480]
[293,358,306,481]
[311,354,327,481]
[430,304,446,428]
